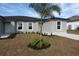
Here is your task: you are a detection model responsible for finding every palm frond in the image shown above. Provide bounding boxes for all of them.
[29,3,61,18]
[50,5,61,15]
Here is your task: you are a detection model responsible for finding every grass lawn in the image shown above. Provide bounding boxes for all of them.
[0,33,79,56]
[67,30,79,35]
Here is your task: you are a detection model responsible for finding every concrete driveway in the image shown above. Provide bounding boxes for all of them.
[53,32,79,40]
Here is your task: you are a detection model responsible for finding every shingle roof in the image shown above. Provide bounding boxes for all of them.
[68,16,79,22]
[51,17,69,21]
[0,16,69,22]
[4,16,41,22]
[0,16,6,21]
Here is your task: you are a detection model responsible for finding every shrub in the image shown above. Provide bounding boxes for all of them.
[31,32,35,34]
[36,32,40,34]
[36,40,43,49]
[9,33,16,39]
[29,39,50,49]
[17,32,23,34]
[42,33,47,36]
[42,39,48,46]
[76,27,79,30]
[30,39,39,47]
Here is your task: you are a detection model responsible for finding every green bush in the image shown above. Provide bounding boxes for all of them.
[30,39,39,46]
[29,39,50,49]
[9,33,16,39]
[42,39,48,46]
[36,32,40,34]
[76,27,79,30]
[36,40,43,49]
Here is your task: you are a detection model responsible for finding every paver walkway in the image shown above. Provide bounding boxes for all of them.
[53,32,79,40]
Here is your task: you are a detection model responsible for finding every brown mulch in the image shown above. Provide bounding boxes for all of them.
[0,33,79,56]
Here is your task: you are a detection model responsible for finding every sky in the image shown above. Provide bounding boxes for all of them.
[0,3,79,18]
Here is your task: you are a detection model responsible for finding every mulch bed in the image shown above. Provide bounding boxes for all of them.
[0,33,79,56]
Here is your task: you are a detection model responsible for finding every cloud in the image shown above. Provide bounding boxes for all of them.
[24,9,40,18]
[0,3,79,18]
[0,6,17,13]
[57,3,79,18]
[5,9,16,12]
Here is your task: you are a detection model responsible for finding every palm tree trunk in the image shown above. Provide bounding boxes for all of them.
[39,17,43,40]
[40,23,42,40]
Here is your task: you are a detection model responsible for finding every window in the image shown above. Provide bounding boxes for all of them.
[57,21,61,29]
[57,22,60,25]
[18,22,22,30]
[57,26,60,29]
[28,22,32,29]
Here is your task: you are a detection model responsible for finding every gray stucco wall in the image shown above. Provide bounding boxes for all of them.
[5,21,40,34]
[16,22,40,33]
[42,20,67,35]
[4,20,67,35]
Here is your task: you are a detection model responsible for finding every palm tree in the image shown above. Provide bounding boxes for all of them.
[29,3,61,39]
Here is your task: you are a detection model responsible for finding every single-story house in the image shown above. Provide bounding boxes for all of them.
[67,16,79,30]
[0,16,69,35]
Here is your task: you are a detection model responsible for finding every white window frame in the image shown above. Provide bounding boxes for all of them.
[28,22,33,30]
[56,21,62,30]
[17,22,22,31]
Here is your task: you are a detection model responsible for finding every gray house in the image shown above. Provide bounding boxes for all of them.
[0,16,68,35]
[67,16,79,30]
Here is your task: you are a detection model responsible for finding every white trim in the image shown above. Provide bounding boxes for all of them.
[56,21,62,31]
[17,22,23,32]
[27,22,33,31]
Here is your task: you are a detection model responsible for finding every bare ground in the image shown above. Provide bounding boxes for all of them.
[0,33,79,56]
[67,30,79,35]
